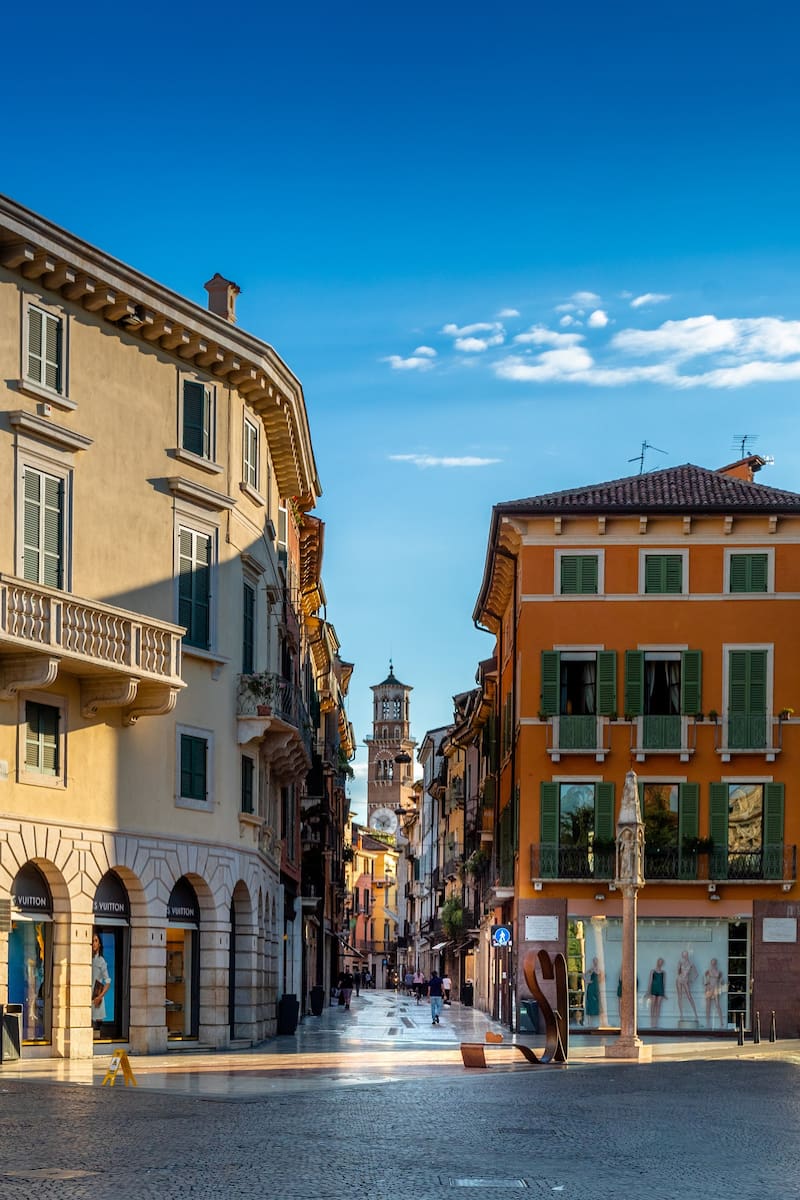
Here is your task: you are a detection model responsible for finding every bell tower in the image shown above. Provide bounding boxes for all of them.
[365,661,416,831]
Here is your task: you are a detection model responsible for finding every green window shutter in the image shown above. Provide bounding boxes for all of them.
[596,651,616,715]
[730,553,768,593]
[560,556,579,594]
[645,554,683,593]
[540,783,559,878]
[729,650,767,715]
[624,651,644,716]
[242,582,255,674]
[678,783,699,843]
[764,783,784,878]
[28,305,43,382]
[709,783,728,851]
[183,381,209,457]
[181,734,207,799]
[23,468,63,588]
[43,312,62,391]
[179,529,211,649]
[25,702,59,774]
[594,783,615,842]
[540,651,560,715]
[680,650,702,715]
[561,555,598,594]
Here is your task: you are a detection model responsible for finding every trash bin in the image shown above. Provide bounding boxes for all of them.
[276,993,300,1035]
[309,985,325,1017]
[1,1004,22,1063]
[518,999,540,1033]
[460,981,474,1007]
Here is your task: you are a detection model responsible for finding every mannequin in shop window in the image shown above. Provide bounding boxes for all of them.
[584,957,604,1026]
[91,932,111,1034]
[704,958,725,1029]
[675,950,698,1021]
[647,958,666,1027]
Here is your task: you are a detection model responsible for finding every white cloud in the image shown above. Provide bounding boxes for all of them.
[513,325,584,347]
[412,345,437,357]
[442,321,503,338]
[588,309,609,328]
[497,308,520,318]
[382,354,436,371]
[454,333,505,353]
[630,292,671,308]
[559,314,582,328]
[571,291,601,305]
[495,347,595,382]
[389,454,502,468]
[555,302,579,313]
[613,315,800,362]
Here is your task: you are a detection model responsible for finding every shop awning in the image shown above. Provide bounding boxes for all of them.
[325,931,367,958]
[431,940,452,952]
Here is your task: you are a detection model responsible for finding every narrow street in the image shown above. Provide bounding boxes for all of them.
[1,990,799,1199]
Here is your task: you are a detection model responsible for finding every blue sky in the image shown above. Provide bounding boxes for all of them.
[4,1,800,817]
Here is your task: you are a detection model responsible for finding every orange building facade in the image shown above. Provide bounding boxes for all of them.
[474,458,800,1037]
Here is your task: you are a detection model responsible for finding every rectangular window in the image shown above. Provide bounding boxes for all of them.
[560,554,598,595]
[180,734,207,801]
[27,305,63,393]
[539,781,614,878]
[644,554,684,594]
[729,553,769,593]
[23,467,64,588]
[182,380,214,460]
[178,528,212,649]
[242,582,255,673]
[25,701,59,775]
[241,755,255,814]
[243,418,259,490]
[727,649,767,748]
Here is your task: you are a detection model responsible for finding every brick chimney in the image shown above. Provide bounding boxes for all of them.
[716,454,767,483]
[204,273,240,323]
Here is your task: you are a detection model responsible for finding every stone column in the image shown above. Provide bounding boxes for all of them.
[606,769,652,1062]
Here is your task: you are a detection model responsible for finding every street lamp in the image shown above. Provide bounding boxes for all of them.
[605,769,652,1062]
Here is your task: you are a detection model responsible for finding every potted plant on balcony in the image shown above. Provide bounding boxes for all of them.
[779,706,794,721]
[245,672,276,715]
[440,898,465,940]
[708,709,719,724]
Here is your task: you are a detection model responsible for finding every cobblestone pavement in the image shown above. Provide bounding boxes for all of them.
[1,990,799,1200]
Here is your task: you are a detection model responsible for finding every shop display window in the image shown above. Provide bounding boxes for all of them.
[567,916,751,1032]
[8,920,51,1043]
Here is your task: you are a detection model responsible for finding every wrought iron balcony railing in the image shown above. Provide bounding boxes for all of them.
[530,843,797,882]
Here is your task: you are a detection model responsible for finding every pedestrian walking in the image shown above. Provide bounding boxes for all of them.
[338,969,354,1009]
[353,968,362,997]
[403,969,414,995]
[364,969,372,990]
[413,968,425,1004]
[428,971,444,1025]
[441,973,452,1005]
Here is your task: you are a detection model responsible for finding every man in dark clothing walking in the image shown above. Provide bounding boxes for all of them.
[428,971,444,1025]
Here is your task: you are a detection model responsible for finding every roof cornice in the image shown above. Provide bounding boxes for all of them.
[0,193,321,509]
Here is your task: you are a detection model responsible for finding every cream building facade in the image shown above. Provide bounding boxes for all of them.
[0,194,343,1058]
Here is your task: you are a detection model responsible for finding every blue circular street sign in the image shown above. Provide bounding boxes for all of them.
[491,925,512,948]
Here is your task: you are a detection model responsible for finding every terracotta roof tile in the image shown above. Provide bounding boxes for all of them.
[497,464,800,514]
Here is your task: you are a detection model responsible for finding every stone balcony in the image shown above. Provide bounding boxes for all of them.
[236,672,312,782]
[0,574,184,723]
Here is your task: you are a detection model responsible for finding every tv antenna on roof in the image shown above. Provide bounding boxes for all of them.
[732,433,758,458]
[628,441,667,475]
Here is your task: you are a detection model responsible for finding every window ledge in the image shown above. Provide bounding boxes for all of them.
[171,447,224,475]
[181,646,229,677]
[19,773,66,789]
[634,748,694,763]
[239,481,266,507]
[15,378,76,411]
[176,795,213,812]
[8,409,93,454]
[548,749,609,763]
[716,748,780,763]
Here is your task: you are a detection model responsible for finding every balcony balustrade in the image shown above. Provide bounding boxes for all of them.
[237,672,313,775]
[0,573,183,722]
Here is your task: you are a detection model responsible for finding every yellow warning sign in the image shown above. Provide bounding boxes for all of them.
[101,1048,137,1087]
